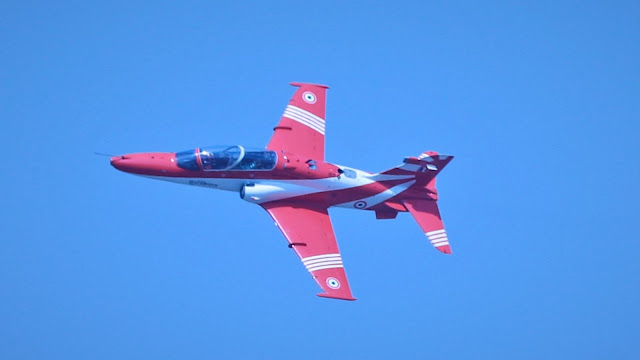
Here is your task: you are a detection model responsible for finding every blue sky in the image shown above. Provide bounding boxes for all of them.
[1,1,639,359]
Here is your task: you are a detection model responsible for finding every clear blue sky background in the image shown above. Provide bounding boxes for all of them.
[2,1,639,359]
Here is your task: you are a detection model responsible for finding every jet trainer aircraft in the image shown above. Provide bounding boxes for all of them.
[110,83,454,301]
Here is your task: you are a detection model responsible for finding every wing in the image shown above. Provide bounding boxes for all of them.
[266,82,328,161]
[404,199,452,254]
[261,202,356,300]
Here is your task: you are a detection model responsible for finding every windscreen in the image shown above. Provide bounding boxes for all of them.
[176,146,277,171]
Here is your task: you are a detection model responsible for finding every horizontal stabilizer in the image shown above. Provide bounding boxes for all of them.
[403,199,451,254]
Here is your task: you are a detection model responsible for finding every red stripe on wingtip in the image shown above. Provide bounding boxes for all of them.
[436,245,452,254]
[290,82,330,89]
[317,293,357,301]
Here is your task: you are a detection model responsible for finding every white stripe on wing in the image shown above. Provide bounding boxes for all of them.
[282,105,326,135]
[301,253,343,272]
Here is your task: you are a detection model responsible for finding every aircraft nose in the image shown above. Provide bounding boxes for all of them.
[110,155,127,169]
[110,152,177,174]
[110,154,141,173]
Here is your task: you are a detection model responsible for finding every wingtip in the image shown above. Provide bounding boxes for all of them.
[290,82,330,89]
[317,293,357,301]
[436,245,453,255]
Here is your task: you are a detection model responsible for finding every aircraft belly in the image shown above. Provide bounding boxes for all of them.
[142,174,380,204]
[143,176,246,192]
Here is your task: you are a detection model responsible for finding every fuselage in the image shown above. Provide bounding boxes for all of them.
[110,145,422,214]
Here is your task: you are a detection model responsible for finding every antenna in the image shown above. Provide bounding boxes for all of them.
[94,152,115,157]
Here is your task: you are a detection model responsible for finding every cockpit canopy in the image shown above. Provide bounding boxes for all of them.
[176,145,277,171]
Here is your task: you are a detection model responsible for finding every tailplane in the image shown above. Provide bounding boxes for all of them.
[374,151,454,254]
[379,151,454,254]
[404,199,451,254]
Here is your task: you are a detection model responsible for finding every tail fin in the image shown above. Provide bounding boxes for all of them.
[379,151,453,186]
[374,151,453,254]
[403,199,451,254]
[379,151,454,254]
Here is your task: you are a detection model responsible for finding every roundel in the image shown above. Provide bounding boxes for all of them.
[326,277,341,289]
[302,91,317,104]
[354,201,367,209]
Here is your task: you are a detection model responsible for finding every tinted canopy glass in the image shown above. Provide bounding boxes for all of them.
[176,146,277,171]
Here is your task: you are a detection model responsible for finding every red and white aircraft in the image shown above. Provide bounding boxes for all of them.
[111,83,453,301]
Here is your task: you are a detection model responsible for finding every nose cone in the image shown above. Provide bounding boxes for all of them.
[110,155,125,168]
[110,155,134,172]
[111,154,139,173]
[110,152,177,175]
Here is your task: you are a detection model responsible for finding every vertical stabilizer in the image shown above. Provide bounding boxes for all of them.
[378,151,453,187]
